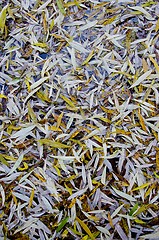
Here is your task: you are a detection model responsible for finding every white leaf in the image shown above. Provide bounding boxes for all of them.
[130,70,152,88]
[68,187,88,200]
[115,223,128,240]
[30,77,49,90]
[45,178,59,201]
[87,170,93,191]
[12,191,30,202]
[96,226,110,235]
[111,204,125,218]
[112,187,136,202]
[129,6,153,20]
[69,41,89,53]
[78,20,97,31]
[82,164,87,184]
[37,0,52,11]
[14,218,38,234]
[24,86,41,104]
[0,184,5,206]
[140,231,159,239]
[41,196,53,213]
[11,125,35,140]
[8,154,23,175]
[101,166,106,185]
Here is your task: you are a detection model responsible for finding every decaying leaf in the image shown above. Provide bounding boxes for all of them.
[0,0,159,239]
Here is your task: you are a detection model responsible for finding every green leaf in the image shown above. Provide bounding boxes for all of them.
[56,0,66,15]
[56,217,69,233]
[129,203,139,216]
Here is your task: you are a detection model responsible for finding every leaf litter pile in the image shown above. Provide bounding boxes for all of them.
[0,0,159,239]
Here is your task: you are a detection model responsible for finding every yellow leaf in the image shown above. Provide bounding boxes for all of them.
[64,0,85,7]
[132,182,151,191]
[0,94,7,99]
[18,162,28,171]
[68,198,76,208]
[152,129,158,140]
[93,135,103,143]
[11,191,18,205]
[142,58,149,72]
[142,1,157,7]
[98,117,111,124]
[155,18,159,32]
[50,19,54,31]
[115,128,131,135]
[57,112,63,129]
[33,42,48,48]
[0,154,9,166]
[28,188,34,208]
[144,183,156,198]
[98,15,117,25]
[36,91,51,102]
[149,56,159,73]
[34,173,46,182]
[51,33,62,39]
[0,5,7,34]
[26,12,37,21]
[121,218,129,235]
[49,126,62,132]
[82,50,94,65]
[155,147,159,170]
[54,165,61,176]
[70,130,81,138]
[100,106,114,114]
[61,229,69,238]
[84,212,99,222]
[1,154,16,161]
[108,212,114,228]
[134,204,151,216]
[94,2,110,9]
[7,125,21,134]
[81,236,89,240]
[76,217,95,240]
[134,218,146,225]
[42,12,47,33]
[25,78,31,92]
[0,211,4,218]
[39,139,70,148]
[92,179,101,185]
[115,71,133,79]
[64,183,72,195]
[7,6,15,20]
[138,109,147,132]
[154,171,159,179]
[126,29,132,51]
[28,102,37,122]
[60,94,77,110]
[65,175,77,181]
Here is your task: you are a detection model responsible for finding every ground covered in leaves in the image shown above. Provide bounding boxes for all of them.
[0,0,159,239]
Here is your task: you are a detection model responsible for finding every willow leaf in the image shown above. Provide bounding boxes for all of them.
[38,139,69,148]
